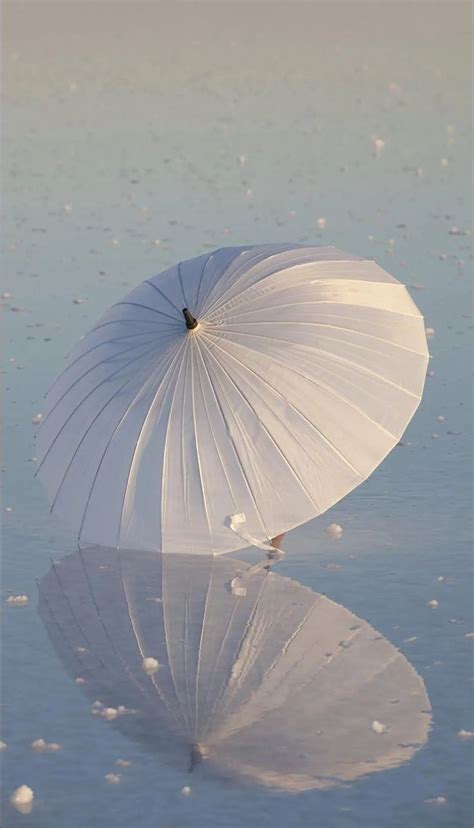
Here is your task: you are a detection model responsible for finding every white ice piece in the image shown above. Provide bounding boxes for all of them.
[10,785,34,814]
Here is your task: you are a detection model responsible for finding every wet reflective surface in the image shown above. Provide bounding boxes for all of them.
[2,1,472,826]
[37,548,431,791]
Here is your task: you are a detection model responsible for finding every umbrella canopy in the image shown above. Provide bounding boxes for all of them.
[36,244,429,554]
[38,547,431,792]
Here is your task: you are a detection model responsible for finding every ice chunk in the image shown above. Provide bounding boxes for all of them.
[10,785,34,814]
[7,595,28,605]
[326,523,343,539]
[142,657,159,675]
[371,720,387,734]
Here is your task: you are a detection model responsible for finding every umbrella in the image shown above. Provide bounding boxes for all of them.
[36,244,429,554]
[38,546,431,792]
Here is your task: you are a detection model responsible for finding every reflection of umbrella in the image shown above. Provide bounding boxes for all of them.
[36,244,428,554]
[38,547,431,791]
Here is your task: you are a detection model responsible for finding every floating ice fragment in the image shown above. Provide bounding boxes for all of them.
[10,785,34,814]
[142,657,159,675]
[7,595,28,605]
[238,154,247,168]
[1,292,12,299]
[5,506,14,513]
[230,576,247,597]
[326,523,343,539]
[425,327,435,338]
[32,413,42,424]
[0,740,6,750]
[181,786,192,796]
[91,701,134,719]
[464,632,474,638]
[31,738,61,752]
[75,677,86,684]
[372,137,385,157]
[436,415,445,422]
[424,796,447,805]
[105,773,121,784]
[371,720,387,734]
[427,600,439,608]
[115,759,131,767]
[456,730,474,740]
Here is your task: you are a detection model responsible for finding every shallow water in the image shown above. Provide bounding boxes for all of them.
[2,2,473,826]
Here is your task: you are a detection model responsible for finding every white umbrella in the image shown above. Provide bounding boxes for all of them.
[38,547,431,792]
[36,244,429,555]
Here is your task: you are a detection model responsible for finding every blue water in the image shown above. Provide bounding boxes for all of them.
[2,2,472,826]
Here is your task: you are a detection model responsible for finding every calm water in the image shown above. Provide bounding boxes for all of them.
[2,2,473,826]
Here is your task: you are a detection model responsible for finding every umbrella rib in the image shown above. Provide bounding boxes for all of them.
[144,279,182,317]
[220,329,421,398]
[161,561,195,734]
[197,337,271,541]
[116,552,187,734]
[190,342,213,552]
[208,581,307,736]
[213,300,423,323]
[194,250,217,316]
[180,347,192,547]
[192,337,240,515]
[36,339,163,476]
[87,319,176,339]
[45,331,168,401]
[193,555,216,740]
[38,580,93,679]
[202,341,323,510]
[39,338,160,433]
[182,591,194,733]
[201,599,241,720]
[222,320,427,356]
[212,337,398,442]
[159,344,190,554]
[50,556,155,710]
[204,335,362,479]
[114,301,183,324]
[203,257,368,318]
[116,339,188,548]
[202,574,270,739]
[234,595,322,713]
[201,244,299,318]
[77,548,159,708]
[77,342,182,544]
[177,261,189,309]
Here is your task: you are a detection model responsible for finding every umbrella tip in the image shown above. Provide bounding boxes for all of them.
[182,308,198,330]
[188,743,208,772]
